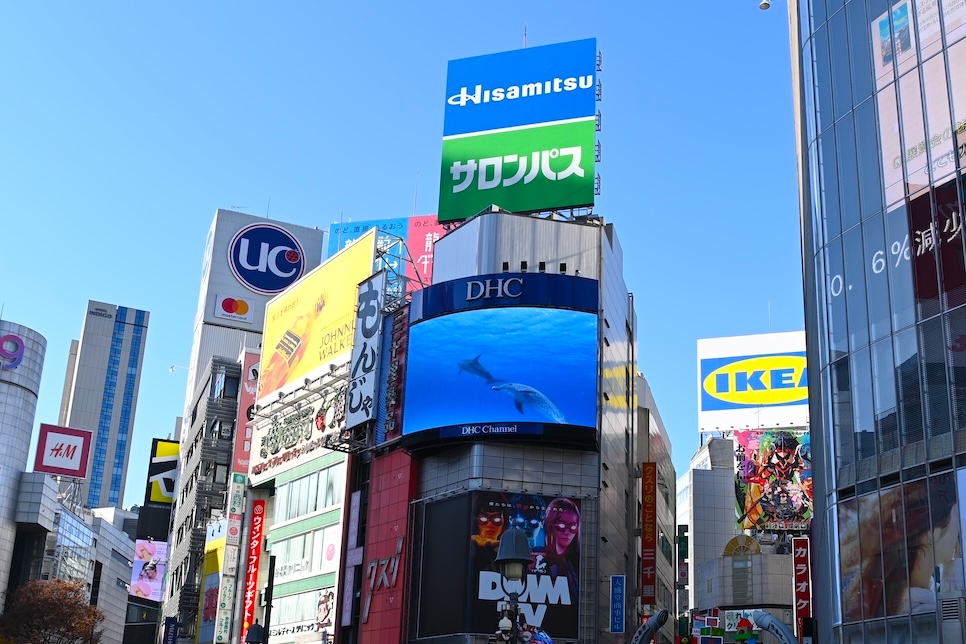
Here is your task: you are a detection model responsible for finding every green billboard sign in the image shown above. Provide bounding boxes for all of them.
[438,39,597,223]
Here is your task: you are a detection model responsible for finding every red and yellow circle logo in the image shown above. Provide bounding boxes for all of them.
[221,298,250,315]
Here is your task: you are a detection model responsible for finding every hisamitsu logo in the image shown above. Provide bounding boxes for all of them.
[701,352,808,411]
[229,223,305,294]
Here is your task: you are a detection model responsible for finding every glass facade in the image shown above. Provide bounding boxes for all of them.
[798,0,966,640]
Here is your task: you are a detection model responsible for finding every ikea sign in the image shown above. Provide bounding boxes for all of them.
[700,352,808,411]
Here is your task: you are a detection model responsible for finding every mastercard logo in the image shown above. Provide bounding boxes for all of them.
[221,298,250,315]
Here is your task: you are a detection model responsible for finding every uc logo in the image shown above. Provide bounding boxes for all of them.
[701,353,808,410]
[229,223,305,294]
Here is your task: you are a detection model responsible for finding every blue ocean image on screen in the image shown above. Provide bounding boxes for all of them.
[403,307,598,434]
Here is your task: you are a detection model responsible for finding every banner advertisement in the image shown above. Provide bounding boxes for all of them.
[258,228,376,400]
[130,540,168,602]
[381,306,410,444]
[469,492,581,639]
[327,215,443,293]
[406,215,445,291]
[347,271,387,430]
[233,349,260,474]
[438,38,598,222]
[838,472,964,620]
[33,424,93,478]
[734,430,812,531]
[241,500,266,643]
[792,536,812,638]
[145,439,180,506]
[641,463,658,604]
[697,332,809,431]
[249,387,347,485]
[610,575,625,633]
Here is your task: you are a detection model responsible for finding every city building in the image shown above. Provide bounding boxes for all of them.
[163,209,324,643]
[59,300,149,508]
[91,507,139,644]
[164,356,240,642]
[0,320,47,600]
[792,0,966,641]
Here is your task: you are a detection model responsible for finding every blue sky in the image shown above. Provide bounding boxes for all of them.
[0,2,804,509]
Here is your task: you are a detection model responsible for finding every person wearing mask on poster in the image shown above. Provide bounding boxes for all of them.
[543,497,580,602]
[472,492,509,571]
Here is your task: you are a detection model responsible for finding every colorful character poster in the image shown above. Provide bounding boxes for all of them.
[734,430,812,531]
[469,492,580,639]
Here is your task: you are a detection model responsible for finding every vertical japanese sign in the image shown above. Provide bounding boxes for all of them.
[792,536,812,639]
[347,271,386,429]
[610,574,625,633]
[406,215,445,291]
[233,349,260,475]
[241,500,266,643]
[641,462,657,604]
[438,38,597,222]
[382,306,410,443]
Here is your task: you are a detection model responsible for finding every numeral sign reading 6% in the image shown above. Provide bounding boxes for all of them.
[829,234,910,298]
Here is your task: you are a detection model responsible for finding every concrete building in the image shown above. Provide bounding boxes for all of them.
[59,301,149,508]
[790,0,966,640]
[164,356,240,642]
[0,320,47,600]
[91,507,138,644]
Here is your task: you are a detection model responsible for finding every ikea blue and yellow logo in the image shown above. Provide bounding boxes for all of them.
[700,352,808,411]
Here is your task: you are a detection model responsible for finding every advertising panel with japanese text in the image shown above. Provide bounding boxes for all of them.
[641,463,657,604]
[438,39,597,222]
[697,331,808,432]
[347,271,386,430]
[403,273,599,448]
[327,215,443,292]
[241,500,266,643]
[735,429,812,531]
[792,536,812,638]
[258,228,376,400]
[233,349,260,475]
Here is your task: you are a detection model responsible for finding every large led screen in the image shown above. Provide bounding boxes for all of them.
[403,306,597,444]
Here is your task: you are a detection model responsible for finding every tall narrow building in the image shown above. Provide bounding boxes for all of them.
[60,301,149,508]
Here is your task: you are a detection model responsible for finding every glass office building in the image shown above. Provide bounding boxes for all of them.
[793,0,966,641]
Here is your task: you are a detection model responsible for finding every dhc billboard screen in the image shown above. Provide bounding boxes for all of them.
[403,273,598,447]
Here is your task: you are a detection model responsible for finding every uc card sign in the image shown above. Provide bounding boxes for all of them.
[439,38,597,222]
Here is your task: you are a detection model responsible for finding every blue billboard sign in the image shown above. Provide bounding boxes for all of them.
[699,351,808,412]
[402,273,599,447]
[610,574,625,633]
[410,272,598,322]
[327,217,408,257]
[228,223,305,294]
[443,38,597,137]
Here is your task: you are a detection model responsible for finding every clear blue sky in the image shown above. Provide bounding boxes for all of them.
[0,2,804,510]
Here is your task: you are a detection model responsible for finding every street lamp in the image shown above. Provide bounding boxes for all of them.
[494,527,533,643]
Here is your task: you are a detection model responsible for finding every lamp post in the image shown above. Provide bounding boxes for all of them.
[494,527,533,643]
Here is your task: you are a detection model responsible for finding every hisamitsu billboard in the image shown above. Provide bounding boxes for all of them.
[438,38,597,223]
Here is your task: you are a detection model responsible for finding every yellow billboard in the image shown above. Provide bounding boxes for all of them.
[145,439,179,506]
[258,228,376,400]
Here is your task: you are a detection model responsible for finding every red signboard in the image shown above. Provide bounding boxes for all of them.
[792,535,812,640]
[233,349,260,474]
[641,462,657,604]
[358,452,418,642]
[241,500,266,643]
[34,424,93,478]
